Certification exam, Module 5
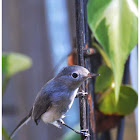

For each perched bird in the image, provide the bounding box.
[10,65,98,139]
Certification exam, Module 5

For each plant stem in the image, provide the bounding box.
[92,42,112,69]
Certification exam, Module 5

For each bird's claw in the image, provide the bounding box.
[76,91,88,98]
[80,129,90,137]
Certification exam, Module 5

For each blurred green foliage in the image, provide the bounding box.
[2,52,32,140]
[2,52,32,78]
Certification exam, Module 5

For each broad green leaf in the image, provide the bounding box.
[95,65,113,93]
[98,85,138,115]
[2,52,32,77]
[87,0,138,102]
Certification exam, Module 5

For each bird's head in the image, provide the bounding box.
[55,65,99,90]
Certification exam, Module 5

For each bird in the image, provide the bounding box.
[10,65,99,139]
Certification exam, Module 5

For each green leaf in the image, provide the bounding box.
[98,85,138,115]
[2,52,32,77]
[95,65,113,93]
[87,0,138,102]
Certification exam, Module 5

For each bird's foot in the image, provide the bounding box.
[79,129,90,137]
[76,91,88,98]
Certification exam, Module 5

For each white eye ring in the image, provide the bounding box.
[71,73,79,78]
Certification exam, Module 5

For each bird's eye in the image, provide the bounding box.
[71,73,78,78]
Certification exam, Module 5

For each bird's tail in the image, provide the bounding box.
[10,110,32,139]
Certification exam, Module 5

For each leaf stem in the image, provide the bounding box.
[92,42,112,69]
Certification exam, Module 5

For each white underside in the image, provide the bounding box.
[68,88,78,109]
[41,108,59,123]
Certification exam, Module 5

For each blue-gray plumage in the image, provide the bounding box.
[10,65,99,139]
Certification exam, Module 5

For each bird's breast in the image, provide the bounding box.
[41,88,78,124]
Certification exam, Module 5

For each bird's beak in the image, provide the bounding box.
[87,73,100,78]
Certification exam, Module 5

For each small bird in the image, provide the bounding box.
[10,65,99,139]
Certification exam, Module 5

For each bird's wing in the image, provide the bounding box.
[32,91,52,125]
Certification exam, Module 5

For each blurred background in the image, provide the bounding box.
[2,0,138,140]
[2,0,79,140]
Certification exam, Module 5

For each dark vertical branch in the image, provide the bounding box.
[75,0,85,67]
[84,0,89,45]
[83,0,96,140]
[75,0,87,140]
[75,0,96,140]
